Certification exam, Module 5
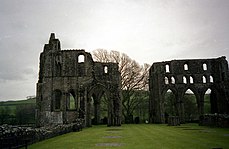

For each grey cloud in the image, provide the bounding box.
[0,0,229,100]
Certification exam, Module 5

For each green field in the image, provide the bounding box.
[0,98,36,114]
[30,124,229,149]
[0,98,36,124]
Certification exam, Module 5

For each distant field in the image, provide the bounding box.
[0,98,35,115]
[30,124,229,149]
[0,98,36,106]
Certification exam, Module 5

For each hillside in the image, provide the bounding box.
[0,98,36,125]
[0,97,36,106]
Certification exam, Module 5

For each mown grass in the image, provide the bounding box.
[29,123,229,149]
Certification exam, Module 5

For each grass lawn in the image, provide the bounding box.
[29,123,229,149]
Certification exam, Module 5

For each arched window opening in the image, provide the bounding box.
[184,89,198,122]
[210,75,214,83]
[165,76,169,84]
[68,92,76,110]
[184,64,188,70]
[202,76,207,83]
[183,76,187,84]
[165,64,170,73]
[190,76,194,84]
[171,76,175,84]
[203,63,207,71]
[78,54,85,63]
[104,66,108,74]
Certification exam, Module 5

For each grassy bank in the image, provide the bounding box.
[0,98,36,124]
[0,98,36,115]
[29,123,229,149]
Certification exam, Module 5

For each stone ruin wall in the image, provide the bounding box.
[36,33,229,127]
[149,56,229,124]
[36,33,122,127]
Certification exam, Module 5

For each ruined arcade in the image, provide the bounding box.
[36,33,122,127]
[149,57,229,124]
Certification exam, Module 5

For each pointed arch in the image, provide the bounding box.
[163,89,177,122]
[162,87,177,98]
[183,88,198,122]
[87,83,111,125]
[204,88,211,114]
[67,89,76,110]
[203,87,219,114]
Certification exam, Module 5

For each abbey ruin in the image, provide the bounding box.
[149,57,229,124]
[36,33,122,127]
[36,33,229,127]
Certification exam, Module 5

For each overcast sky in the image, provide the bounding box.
[0,0,229,101]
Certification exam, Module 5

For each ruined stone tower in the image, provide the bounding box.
[149,57,229,123]
[36,33,122,127]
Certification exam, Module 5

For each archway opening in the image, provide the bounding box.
[183,89,198,122]
[204,88,218,114]
[67,91,76,110]
[132,90,149,124]
[89,90,108,126]
[204,89,211,114]
[99,92,108,125]
[164,89,176,123]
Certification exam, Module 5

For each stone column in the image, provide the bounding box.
[62,92,67,124]
[177,92,185,123]
[86,98,92,127]
[199,94,205,116]
[94,101,101,125]
[107,92,114,126]
[180,101,185,123]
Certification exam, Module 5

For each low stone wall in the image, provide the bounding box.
[199,114,229,128]
[167,116,180,126]
[0,119,84,148]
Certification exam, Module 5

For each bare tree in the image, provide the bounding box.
[93,49,150,123]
